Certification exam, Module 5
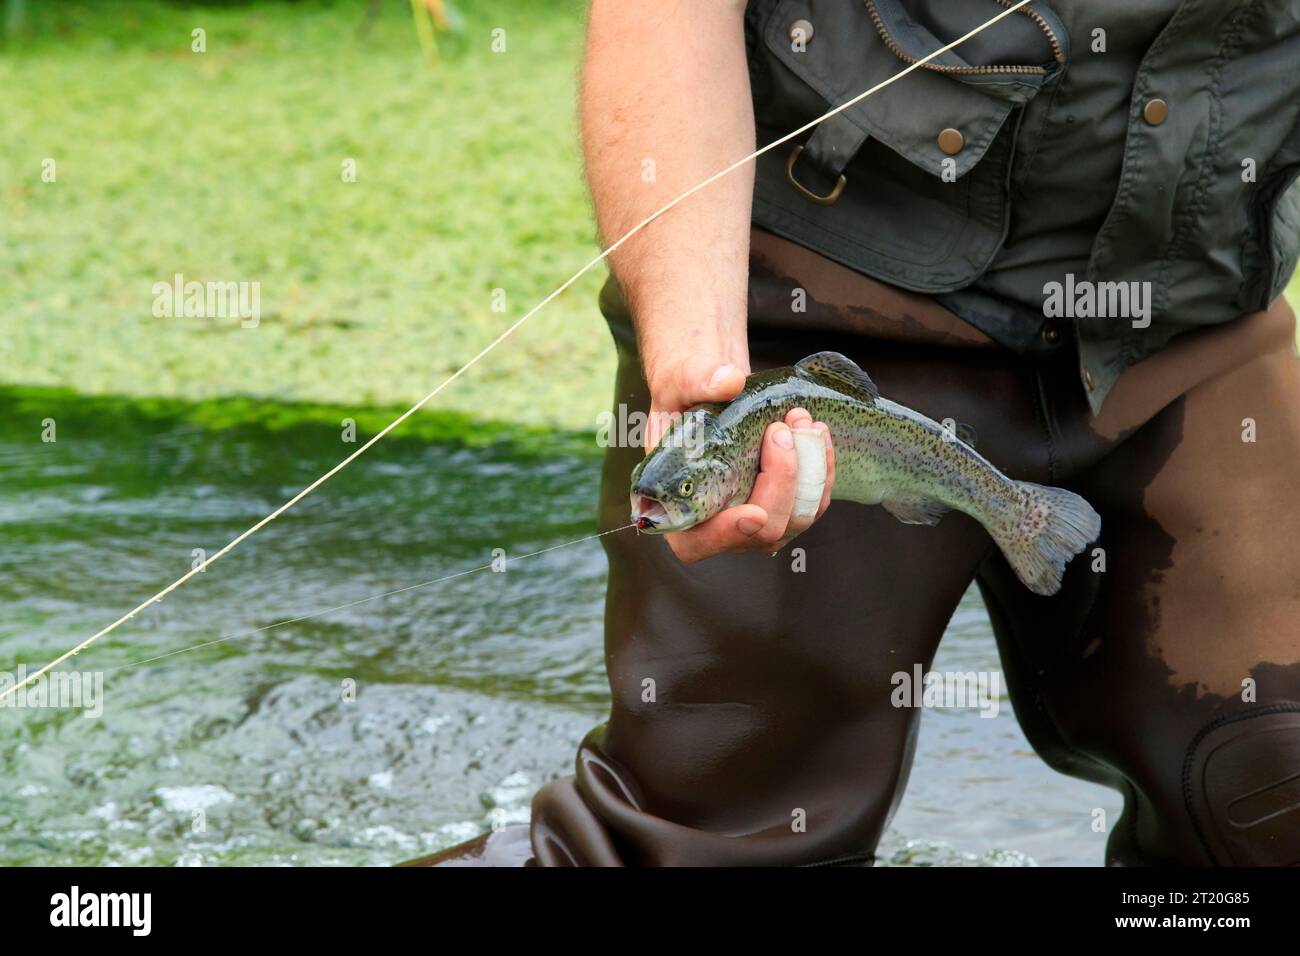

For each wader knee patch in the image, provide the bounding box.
[1184,707,1300,866]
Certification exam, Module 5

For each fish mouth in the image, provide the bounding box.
[632,495,668,531]
[631,495,692,534]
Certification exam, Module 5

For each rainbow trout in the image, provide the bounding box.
[630,352,1100,595]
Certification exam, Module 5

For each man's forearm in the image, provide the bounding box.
[581,1,824,564]
[581,0,755,384]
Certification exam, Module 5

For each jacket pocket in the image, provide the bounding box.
[1237,118,1300,314]
[1264,171,1300,307]
[748,0,1066,292]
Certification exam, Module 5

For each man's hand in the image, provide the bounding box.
[667,408,835,564]
[644,356,836,564]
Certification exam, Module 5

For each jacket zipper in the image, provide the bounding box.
[865,0,1064,77]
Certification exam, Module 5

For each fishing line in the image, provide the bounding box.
[0,0,1035,702]
[105,524,635,674]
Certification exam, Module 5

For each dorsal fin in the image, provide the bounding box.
[795,351,879,404]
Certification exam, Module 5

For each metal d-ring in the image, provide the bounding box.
[785,144,846,205]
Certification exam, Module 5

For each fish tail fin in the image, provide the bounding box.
[993,482,1101,596]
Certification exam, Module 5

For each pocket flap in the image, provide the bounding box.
[764,0,1066,179]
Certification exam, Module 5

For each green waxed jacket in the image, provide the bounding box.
[743,0,1300,411]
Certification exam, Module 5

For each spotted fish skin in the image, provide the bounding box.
[630,352,1100,596]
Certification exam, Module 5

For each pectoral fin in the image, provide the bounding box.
[881,495,950,526]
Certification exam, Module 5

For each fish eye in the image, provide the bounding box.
[678,479,694,497]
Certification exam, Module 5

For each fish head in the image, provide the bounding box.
[629,408,740,534]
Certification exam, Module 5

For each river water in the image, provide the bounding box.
[0,390,1120,866]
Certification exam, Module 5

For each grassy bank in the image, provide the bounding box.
[0,383,599,459]
[1,0,611,432]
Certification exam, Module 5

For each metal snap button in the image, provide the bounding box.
[1083,367,1096,390]
[1143,98,1169,126]
[788,19,813,46]
[1042,325,1061,345]
[937,128,964,155]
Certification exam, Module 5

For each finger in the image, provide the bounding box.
[779,427,827,546]
[790,428,827,515]
[735,422,799,552]
[785,406,813,431]
[814,421,836,520]
[666,504,768,563]
[771,421,836,552]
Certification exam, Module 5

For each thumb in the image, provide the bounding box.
[646,356,748,452]
[673,356,746,406]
